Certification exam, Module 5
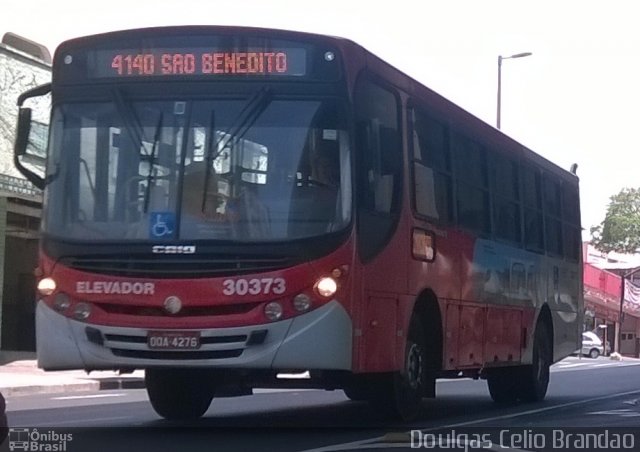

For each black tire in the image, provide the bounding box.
[486,368,520,404]
[343,384,370,402]
[518,320,552,402]
[588,348,600,359]
[369,316,428,420]
[0,391,7,446]
[145,368,216,420]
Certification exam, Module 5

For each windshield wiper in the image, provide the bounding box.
[111,88,144,152]
[216,86,272,153]
[143,113,164,213]
[200,87,272,212]
[201,111,217,213]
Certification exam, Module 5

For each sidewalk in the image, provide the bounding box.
[0,351,145,397]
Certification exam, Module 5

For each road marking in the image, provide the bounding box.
[551,360,640,372]
[51,393,127,400]
[254,389,316,394]
[16,415,135,427]
[587,409,640,418]
[554,363,586,368]
[297,388,640,452]
[297,438,532,452]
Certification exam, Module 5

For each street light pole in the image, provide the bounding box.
[497,55,503,129]
[496,52,532,129]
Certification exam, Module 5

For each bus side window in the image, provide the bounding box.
[360,119,399,213]
[522,165,544,253]
[543,174,563,256]
[452,132,490,234]
[410,108,453,223]
[355,77,401,262]
[489,152,521,244]
[561,182,581,262]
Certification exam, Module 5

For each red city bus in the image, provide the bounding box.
[14,26,583,421]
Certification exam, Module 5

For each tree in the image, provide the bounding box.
[590,187,640,254]
[0,52,50,178]
[0,59,41,146]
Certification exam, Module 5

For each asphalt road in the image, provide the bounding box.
[3,356,640,452]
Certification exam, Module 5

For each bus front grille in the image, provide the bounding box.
[96,302,259,317]
[111,348,244,360]
[60,254,292,278]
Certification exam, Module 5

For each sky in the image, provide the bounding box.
[3,0,640,238]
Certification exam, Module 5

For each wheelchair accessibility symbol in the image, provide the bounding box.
[149,212,175,238]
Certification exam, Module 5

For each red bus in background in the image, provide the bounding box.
[14,26,583,421]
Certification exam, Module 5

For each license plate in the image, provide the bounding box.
[147,331,201,350]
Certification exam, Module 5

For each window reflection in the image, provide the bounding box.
[44,98,351,242]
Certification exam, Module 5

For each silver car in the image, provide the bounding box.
[580,331,605,359]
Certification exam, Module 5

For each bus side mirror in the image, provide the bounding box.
[14,82,51,191]
[14,106,45,190]
[14,107,32,157]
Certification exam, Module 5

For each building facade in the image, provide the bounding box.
[583,242,640,357]
[0,33,50,351]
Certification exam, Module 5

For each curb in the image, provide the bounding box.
[97,377,146,391]
[1,382,99,398]
[1,378,145,397]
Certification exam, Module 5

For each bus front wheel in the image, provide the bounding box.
[371,316,428,420]
[342,380,371,401]
[145,368,216,420]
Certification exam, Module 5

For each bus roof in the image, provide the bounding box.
[55,25,577,185]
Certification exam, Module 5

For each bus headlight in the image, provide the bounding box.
[53,293,71,312]
[315,277,337,298]
[293,293,312,312]
[37,277,56,296]
[264,302,283,321]
[72,303,92,321]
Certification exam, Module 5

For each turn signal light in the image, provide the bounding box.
[73,303,92,321]
[293,293,312,312]
[264,301,283,321]
[53,293,71,312]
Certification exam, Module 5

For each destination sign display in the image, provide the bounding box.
[88,48,306,78]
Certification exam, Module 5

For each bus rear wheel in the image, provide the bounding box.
[486,368,520,403]
[145,368,216,420]
[487,320,552,404]
[518,320,551,402]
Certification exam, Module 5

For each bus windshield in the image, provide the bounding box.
[43,95,351,242]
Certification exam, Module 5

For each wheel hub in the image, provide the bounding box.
[406,343,423,390]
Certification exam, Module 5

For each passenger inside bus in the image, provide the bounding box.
[180,166,228,238]
[181,163,272,239]
[289,136,341,236]
[181,167,223,218]
[309,146,340,189]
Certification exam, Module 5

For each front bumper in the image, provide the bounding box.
[36,300,352,371]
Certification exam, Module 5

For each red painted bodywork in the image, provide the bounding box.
[33,26,568,377]
[39,240,355,331]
